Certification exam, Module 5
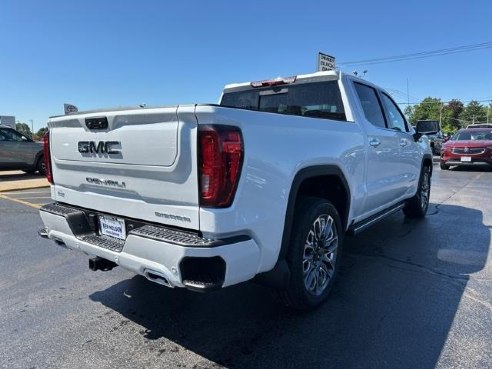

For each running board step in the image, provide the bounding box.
[348,203,405,236]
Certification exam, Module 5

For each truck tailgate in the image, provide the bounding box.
[48,106,200,230]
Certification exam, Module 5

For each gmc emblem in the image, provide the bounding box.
[78,141,121,155]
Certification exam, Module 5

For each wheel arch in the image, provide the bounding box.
[278,165,351,261]
[34,150,44,166]
[422,153,433,175]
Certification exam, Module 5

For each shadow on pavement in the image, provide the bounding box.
[90,203,489,369]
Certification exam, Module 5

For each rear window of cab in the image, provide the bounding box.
[220,81,346,121]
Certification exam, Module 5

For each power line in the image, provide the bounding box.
[338,42,492,67]
[385,88,420,102]
[386,86,492,106]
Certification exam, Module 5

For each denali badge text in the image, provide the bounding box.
[155,212,191,223]
[86,177,126,188]
[78,141,121,154]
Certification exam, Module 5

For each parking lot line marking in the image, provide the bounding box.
[2,190,50,195]
[0,194,42,209]
[14,196,52,200]
[27,197,50,200]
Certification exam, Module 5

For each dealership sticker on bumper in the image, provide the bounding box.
[99,215,126,240]
[460,156,472,162]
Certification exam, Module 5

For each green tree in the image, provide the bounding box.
[406,97,442,125]
[15,122,32,138]
[441,99,464,131]
[34,127,48,140]
[485,103,492,123]
[459,100,487,125]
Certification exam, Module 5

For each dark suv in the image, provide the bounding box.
[416,120,443,155]
[0,126,45,174]
[427,132,445,155]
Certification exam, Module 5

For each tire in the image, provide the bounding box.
[440,161,449,170]
[36,156,46,175]
[403,165,431,218]
[284,197,343,310]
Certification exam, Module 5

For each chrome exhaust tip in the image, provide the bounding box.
[144,269,173,288]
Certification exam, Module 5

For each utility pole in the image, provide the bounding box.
[29,119,33,137]
[406,78,410,108]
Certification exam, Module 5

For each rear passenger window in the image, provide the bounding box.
[380,93,408,132]
[354,83,386,128]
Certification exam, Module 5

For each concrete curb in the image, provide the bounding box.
[0,171,49,192]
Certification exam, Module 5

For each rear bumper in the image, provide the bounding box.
[39,203,260,290]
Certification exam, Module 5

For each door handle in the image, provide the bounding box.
[369,138,381,147]
[400,138,409,147]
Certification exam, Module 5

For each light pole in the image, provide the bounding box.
[29,119,33,137]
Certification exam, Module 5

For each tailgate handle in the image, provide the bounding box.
[85,117,108,130]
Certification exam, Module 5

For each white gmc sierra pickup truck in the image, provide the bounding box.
[39,71,438,309]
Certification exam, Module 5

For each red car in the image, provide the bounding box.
[440,128,492,170]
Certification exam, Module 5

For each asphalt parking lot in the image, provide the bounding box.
[0,166,491,369]
[0,188,51,209]
[0,170,50,209]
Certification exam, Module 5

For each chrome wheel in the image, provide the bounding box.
[285,199,343,309]
[302,214,338,296]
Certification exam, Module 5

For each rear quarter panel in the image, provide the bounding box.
[195,105,366,273]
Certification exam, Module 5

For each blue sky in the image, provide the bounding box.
[1,0,491,132]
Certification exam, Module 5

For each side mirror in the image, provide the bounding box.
[413,120,439,141]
